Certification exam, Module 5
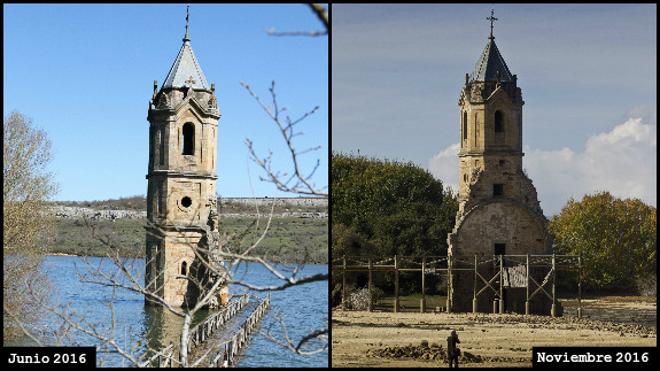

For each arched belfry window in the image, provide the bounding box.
[181,261,188,275]
[182,123,195,155]
[494,111,504,133]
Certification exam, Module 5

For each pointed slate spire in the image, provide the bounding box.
[470,10,512,82]
[161,6,210,90]
[470,38,513,82]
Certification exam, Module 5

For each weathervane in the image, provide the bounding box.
[486,9,498,39]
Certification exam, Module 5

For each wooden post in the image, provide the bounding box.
[421,256,426,313]
[551,254,557,317]
[499,254,504,314]
[525,254,530,315]
[446,254,452,313]
[368,258,373,312]
[472,254,477,314]
[577,253,582,318]
[394,255,399,313]
[342,255,347,310]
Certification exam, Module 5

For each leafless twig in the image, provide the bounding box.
[259,312,328,356]
[242,81,326,197]
[267,4,328,37]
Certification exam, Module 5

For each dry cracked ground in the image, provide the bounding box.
[331,297,656,368]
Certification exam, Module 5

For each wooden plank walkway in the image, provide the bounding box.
[188,299,258,366]
[141,294,270,368]
[200,295,271,368]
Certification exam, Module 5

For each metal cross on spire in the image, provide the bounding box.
[487,9,498,39]
[183,5,190,42]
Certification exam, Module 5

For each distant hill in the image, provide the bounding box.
[46,196,328,263]
[50,196,327,220]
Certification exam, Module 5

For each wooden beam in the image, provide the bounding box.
[342,255,347,310]
[551,253,557,317]
[499,254,504,314]
[473,254,478,314]
[394,254,399,313]
[577,252,582,318]
[525,254,530,315]
[421,256,426,313]
[446,254,452,313]
[368,258,373,312]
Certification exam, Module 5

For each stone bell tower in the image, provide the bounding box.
[446,11,554,314]
[145,7,227,307]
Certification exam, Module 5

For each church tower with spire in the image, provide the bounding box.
[446,10,554,314]
[145,7,226,307]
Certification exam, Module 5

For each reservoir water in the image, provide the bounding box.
[18,255,328,367]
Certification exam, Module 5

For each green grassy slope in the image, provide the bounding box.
[48,216,327,263]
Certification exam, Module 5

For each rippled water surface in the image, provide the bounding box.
[26,256,328,367]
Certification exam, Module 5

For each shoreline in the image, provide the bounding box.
[43,253,329,265]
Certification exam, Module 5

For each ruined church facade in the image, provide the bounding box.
[446,24,555,314]
[144,16,227,308]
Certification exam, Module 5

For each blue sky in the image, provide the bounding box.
[4,4,328,201]
[332,4,656,216]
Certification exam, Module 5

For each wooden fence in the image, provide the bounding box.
[186,294,250,354]
[140,293,253,367]
[332,254,583,318]
[208,294,271,367]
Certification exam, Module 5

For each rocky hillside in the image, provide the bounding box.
[52,206,146,220]
[50,196,328,220]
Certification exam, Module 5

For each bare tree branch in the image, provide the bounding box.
[241,81,327,197]
[259,312,328,356]
[267,4,328,37]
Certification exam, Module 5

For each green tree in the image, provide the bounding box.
[3,111,58,342]
[549,192,656,292]
[331,153,457,258]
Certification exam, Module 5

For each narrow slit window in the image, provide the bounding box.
[493,183,503,197]
[159,128,165,165]
[182,123,195,155]
[495,111,504,133]
[181,261,188,275]
[463,111,468,141]
[155,186,161,217]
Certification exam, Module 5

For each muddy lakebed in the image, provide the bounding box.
[332,297,656,367]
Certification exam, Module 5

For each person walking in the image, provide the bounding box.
[447,330,461,368]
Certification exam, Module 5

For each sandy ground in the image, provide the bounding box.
[331,297,656,368]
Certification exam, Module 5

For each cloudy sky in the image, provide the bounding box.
[332,4,656,216]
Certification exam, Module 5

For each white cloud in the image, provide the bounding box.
[428,117,657,216]
[428,143,460,193]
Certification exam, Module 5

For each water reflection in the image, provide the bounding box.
[142,305,184,355]
[12,256,328,367]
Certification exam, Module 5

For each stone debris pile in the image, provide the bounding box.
[366,341,486,363]
[366,340,533,364]
[367,342,450,361]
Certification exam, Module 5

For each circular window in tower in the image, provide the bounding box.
[181,196,192,208]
